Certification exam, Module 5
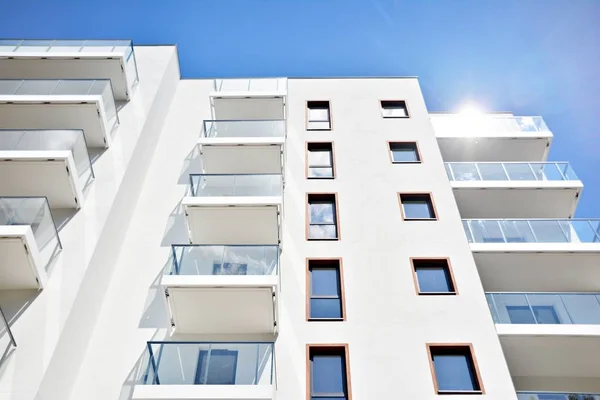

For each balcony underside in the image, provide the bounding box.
[199,140,284,175]
[453,185,581,218]
[164,275,277,334]
[183,198,280,245]
[132,384,274,400]
[0,100,111,147]
[212,97,285,121]
[0,56,130,100]
[473,250,600,291]
[0,152,82,208]
[437,136,551,162]
[0,226,46,289]
[499,328,600,386]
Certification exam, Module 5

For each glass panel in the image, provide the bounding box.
[433,353,478,391]
[308,149,332,167]
[558,163,579,180]
[205,120,285,138]
[0,39,21,51]
[310,202,335,224]
[478,163,508,180]
[309,225,337,239]
[490,294,532,324]
[191,175,282,197]
[308,108,329,122]
[309,168,334,178]
[570,220,600,243]
[312,355,345,395]
[17,80,57,95]
[449,163,480,181]
[529,220,568,242]
[561,295,600,324]
[391,146,419,162]
[382,106,408,118]
[402,200,434,219]
[462,220,474,242]
[504,163,536,180]
[311,268,340,296]
[172,245,278,276]
[196,350,238,384]
[531,163,563,181]
[0,80,23,94]
[310,299,342,319]
[499,220,535,243]
[53,80,94,95]
[415,267,453,293]
[469,220,504,243]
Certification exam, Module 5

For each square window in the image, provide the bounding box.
[308,194,339,240]
[307,142,335,178]
[428,345,483,394]
[308,259,344,320]
[413,259,456,295]
[307,101,331,130]
[389,142,421,163]
[381,100,409,118]
[309,346,350,400]
[400,194,437,220]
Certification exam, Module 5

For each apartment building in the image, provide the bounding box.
[0,40,598,400]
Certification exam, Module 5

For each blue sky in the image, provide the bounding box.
[2,0,599,216]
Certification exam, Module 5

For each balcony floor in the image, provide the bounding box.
[132,384,274,400]
[199,140,284,175]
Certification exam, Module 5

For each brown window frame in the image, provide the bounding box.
[306,193,341,241]
[387,141,422,164]
[380,100,410,118]
[398,193,438,221]
[306,100,332,131]
[426,343,485,395]
[306,142,336,179]
[410,258,458,295]
[306,344,352,400]
[306,258,346,321]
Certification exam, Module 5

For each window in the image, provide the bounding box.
[307,194,339,240]
[308,259,344,320]
[399,194,437,220]
[506,305,560,324]
[307,101,331,130]
[427,345,483,395]
[389,142,421,163]
[308,346,351,400]
[195,349,238,384]
[307,142,335,178]
[412,259,456,295]
[381,100,409,118]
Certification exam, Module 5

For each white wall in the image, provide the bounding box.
[0,46,179,400]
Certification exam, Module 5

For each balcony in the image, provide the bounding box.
[134,342,274,400]
[446,162,582,218]
[0,79,119,148]
[163,245,279,334]
[199,120,285,174]
[517,393,600,400]
[0,197,61,289]
[0,39,138,100]
[210,79,286,120]
[487,293,600,393]
[431,114,552,162]
[464,219,600,292]
[0,130,93,208]
[183,174,282,245]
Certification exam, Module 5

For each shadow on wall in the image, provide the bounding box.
[138,259,171,329]
[118,332,164,400]
[178,144,203,185]
[161,199,191,247]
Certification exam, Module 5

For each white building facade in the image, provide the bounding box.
[0,42,598,400]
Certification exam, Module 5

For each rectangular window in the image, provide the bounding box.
[399,193,437,220]
[389,142,421,163]
[308,346,351,400]
[307,101,332,130]
[195,349,238,384]
[427,345,483,395]
[307,142,335,178]
[412,259,456,295]
[381,100,409,118]
[308,259,344,320]
[307,194,339,240]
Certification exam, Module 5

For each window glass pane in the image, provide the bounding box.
[478,163,508,180]
[310,202,335,224]
[309,167,334,178]
[311,268,340,296]
[403,200,434,219]
[449,163,480,181]
[506,306,537,324]
[391,146,418,162]
[308,149,332,167]
[311,299,342,319]
[312,355,345,394]
[529,220,568,242]
[309,225,337,239]
[308,108,330,122]
[504,163,536,180]
[433,353,478,391]
[416,267,453,293]
[533,306,560,324]
[381,101,408,117]
[195,350,238,385]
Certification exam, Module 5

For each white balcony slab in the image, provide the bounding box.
[0,96,114,147]
[132,384,274,400]
[0,151,83,208]
[452,181,582,218]
[437,136,552,162]
[498,326,600,381]
[199,138,284,175]
[183,197,281,245]
[211,97,285,121]
[0,225,47,289]
[163,275,278,334]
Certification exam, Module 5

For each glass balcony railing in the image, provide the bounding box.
[463,219,600,244]
[487,293,600,325]
[517,392,600,400]
[0,39,138,86]
[0,197,61,269]
[202,120,285,139]
[141,342,274,386]
[213,78,287,92]
[0,79,119,131]
[189,174,282,197]
[169,245,279,276]
[430,115,549,135]
[446,162,578,182]
[0,129,94,188]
